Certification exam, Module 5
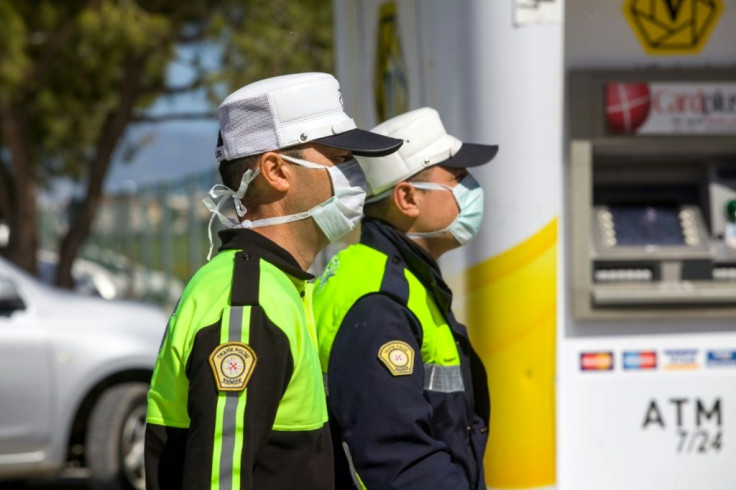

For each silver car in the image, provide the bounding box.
[0,256,167,489]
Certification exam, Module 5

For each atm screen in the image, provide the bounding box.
[609,205,684,246]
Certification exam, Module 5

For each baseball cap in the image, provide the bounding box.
[357,107,499,197]
[215,72,403,161]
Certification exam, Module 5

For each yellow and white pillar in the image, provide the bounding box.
[334,1,563,487]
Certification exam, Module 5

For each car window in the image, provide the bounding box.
[0,275,26,317]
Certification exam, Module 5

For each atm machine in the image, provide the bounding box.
[569,68,736,316]
[561,69,736,490]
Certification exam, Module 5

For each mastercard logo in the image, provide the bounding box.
[580,352,614,371]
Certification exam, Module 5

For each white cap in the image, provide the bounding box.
[357,107,499,197]
[215,72,402,161]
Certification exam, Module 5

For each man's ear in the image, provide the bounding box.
[393,182,421,218]
[258,152,291,193]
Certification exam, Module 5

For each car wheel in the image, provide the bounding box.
[86,382,148,490]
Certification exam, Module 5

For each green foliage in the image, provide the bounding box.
[212,0,334,104]
[0,1,30,98]
[0,0,334,182]
[0,1,170,180]
[0,0,334,279]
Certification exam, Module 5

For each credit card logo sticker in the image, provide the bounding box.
[623,351,657,370]
[663,349,699,370]
[580,352,614,371]
[707,350,736,367]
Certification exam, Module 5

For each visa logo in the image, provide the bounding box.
[623,351,657,370]
[707,350,736,367]
[580,352,614,371]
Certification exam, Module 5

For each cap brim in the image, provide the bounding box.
[314,128,403,157]
[439,143,499,168]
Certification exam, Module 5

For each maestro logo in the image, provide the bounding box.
[623,351,657,370]
[623,0,723,55]
[606,83,652,134]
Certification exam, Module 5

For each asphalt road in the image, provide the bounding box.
[8,475,90,490]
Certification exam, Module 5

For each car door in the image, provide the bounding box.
[0,273,53,464]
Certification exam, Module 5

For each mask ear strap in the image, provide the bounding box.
[405,182,457,240]
[410,181,453,192]
[201,168,260,261]
[280,154,327,170]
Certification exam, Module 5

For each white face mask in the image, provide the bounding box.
[406,173,484,246]
[203,154,367,260]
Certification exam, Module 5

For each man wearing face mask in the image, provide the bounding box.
[144,72,402,490]
[313,107,497,490]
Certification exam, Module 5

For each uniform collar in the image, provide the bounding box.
[218,228,314,281]
[361,218,454,314]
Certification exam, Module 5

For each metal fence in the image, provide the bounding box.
[39,168,222,308]
[37,167,349,309]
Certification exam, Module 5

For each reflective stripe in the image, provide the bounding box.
[342,442,366,490]
[423,363,465,393]
[219,393,239,490]
[213,306,248,490]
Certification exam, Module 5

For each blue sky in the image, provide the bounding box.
[105,45,222,192]
[105,119,218,192]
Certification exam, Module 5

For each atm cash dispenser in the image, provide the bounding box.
[561,69,736,490]
[569,69,736,319]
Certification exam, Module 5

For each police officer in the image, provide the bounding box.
[314,107,498,489]
[144,73,402,490]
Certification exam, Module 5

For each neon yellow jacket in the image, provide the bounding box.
[145,229,332,490]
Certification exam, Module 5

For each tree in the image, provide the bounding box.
[0,0,333,286]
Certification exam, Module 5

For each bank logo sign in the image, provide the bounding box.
[623,0,722,55]
[605,82,736,135]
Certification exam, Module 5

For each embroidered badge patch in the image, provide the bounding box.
[209,342,257,391]
[378,341,414,376]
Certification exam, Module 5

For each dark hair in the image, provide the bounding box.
[217,147,303,205]
[218,154,260,192]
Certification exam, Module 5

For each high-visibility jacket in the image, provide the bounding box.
[145,229,333,490]
[314,218,490,490]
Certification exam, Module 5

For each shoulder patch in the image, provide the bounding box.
[378,340,415,376]
[209,342,257,391]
